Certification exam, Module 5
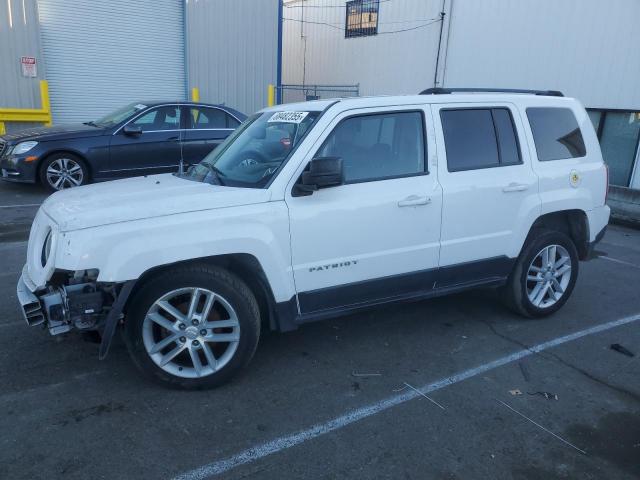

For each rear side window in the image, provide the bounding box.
[526,107,586,161]
[440,108,521,171]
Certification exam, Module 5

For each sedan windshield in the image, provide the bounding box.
[184,110,321,188]
[93,103,149,127]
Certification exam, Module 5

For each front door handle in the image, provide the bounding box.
[167,136,179,142]
[398,195,431,207]
[502,183,529,193]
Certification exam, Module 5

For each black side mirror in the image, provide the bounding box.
[123,124,143,136]
[293,157,344,197]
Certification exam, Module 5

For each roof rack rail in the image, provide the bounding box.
[419,87,564,97]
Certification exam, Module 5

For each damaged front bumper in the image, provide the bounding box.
[17,266,117,337]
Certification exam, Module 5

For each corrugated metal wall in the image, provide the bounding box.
[443,0,640,110]
[186,0,280,115]
[282,0,443,96]
[283,0,640,110]
[38,0,186,124]
[0,0,44,110]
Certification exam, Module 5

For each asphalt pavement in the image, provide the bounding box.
[0,181,48,242]
[0,182,639,480]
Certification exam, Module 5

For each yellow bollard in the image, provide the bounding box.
[40,80,52,126]
[191,87,200,102]
[267,84,275,107]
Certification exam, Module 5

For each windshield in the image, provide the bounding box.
[184,110,321,188]
[93,103,149,127]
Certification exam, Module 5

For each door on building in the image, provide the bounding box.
[108,106,183,177]
[182,106,242,167]
[38,0,186,124]
[432,103,540,285]
[285,107,442,314]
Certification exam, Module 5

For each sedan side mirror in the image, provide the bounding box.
[123,124,143,136]
[293,157,344,197]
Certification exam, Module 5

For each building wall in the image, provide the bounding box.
[0,0,45,110]
[186,0,281,115]
[282,0,443,96]
[283,0,640,110]
[443,0,640,111]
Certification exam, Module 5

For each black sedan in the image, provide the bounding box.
[0,101,246,191]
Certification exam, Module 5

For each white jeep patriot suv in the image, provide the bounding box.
[17,88,610,389]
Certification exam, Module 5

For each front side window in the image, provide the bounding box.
[345,0,379,38]
[131,106,181,132]
[185,110,321,188]
[317,111,425,183]
[527,107,586,161]
[441,108,521,171]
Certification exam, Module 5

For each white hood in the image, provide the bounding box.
[41,174,271,232]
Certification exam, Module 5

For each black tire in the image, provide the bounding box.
[39,153,89,191]
[124,264,260,389]
[504,229,579,318]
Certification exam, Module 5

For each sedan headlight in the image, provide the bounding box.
[13,141,38,155]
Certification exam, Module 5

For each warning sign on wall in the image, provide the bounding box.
[21,56,37,77]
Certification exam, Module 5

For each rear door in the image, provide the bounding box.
[432,103,540,286]
[182,106,241,167]
[285,106,443,314]
[109,105,182,177]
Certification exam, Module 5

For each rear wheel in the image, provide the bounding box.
[504,229,579,318]
[124,264,260,389]
[39,153,88,191]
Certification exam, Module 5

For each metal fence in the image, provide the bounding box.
[276,84,360,104]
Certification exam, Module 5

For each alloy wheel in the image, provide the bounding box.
[142,287,241,379]
[46,158,84,190]
[526,244,572,308]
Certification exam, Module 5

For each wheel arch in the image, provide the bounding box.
[124,253,279,331]
[524,209,589,259]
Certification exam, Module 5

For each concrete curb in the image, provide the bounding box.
[608,186,640,228]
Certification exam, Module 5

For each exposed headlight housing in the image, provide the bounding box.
[13,141,38,155]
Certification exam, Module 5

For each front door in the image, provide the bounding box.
[285,107,442,315]
[432,103,541,286]
[109,105,183,177]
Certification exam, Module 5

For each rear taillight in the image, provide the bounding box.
[604,163,609,203]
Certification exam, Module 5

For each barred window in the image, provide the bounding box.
[345,0,379,38]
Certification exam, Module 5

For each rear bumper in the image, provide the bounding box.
[585,223,607,260]
[582,204,609,260]
[587,205,610,242]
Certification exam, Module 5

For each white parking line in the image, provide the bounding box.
[599,255,640,269]
[171,313,640,480]
[0,203,41,209]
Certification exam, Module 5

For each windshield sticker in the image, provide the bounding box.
[268,111,309,124]
[134,104,147,110]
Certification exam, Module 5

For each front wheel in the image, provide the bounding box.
[124,264,260,389]
[504,229,579,318]
[39,153,89,191]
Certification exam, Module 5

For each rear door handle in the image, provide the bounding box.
[398,195,431,207]
[502,183,529,193]
[167,136,179,142]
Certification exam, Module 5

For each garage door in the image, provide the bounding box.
[38,0,186,124]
